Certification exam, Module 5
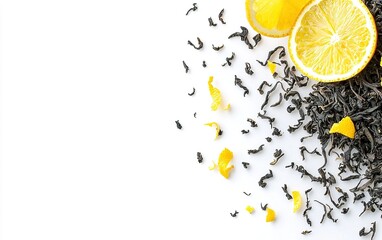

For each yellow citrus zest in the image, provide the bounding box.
[208,161,217,170]
[289,0,377,82]
[268,61,277,75]
[246,205,255,214]
[329,116,355,139]
[217,148,234,179]
[292,191,302,213]
[205,122,220,140]
[208,76,222,111]
[265,207,276,222]
[245,0,310,37]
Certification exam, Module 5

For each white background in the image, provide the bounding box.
[1,0,381,239]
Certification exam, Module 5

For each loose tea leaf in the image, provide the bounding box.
[188,37,203,50]
[175,120,182,130]
[222,52,235,66]
[245,62,254,75]
[248,144,264,155]
[188,87,195,96]
[230,210,239,217]
[359,221,376,240]
[234,75,249,97]
[252,33,262,47]
[212,44,224,51]
[218,8,226,24]
[259,170,273,188]
[186,3,198,15]
[182,60,189,73]
[228,26,253,49]
[242,162,250,169]
[197,152,203,163]
[256,46,286,66]
[282,184,292,200]
[208,17,217,26]
[247,118,258,127]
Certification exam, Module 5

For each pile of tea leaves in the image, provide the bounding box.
[304,0,382,217]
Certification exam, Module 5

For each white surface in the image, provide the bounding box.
[0,0,380,239]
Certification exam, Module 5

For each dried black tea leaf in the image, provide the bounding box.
[258,170,273,188]
[228,26,253,49]
[186,3,198,15]
[248,144,264,154]
[234,75,249,97]
[252,33,261,47]
[208,17,217,26]
[212,44,224,51]
[188,87,195,96]
[197,152,203,163]
[222,52,235,66]
[245,62,254,75]
[175,120,182,130]
[182,61,189,73]
[188,37,203,50]
[218,9,226,24]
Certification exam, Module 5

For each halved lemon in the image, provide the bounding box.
[245,0,311,38]
[289,0,377,82]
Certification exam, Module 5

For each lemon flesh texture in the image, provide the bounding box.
[289,0,377,82]
[246,0,310,37]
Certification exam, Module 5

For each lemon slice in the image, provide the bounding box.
[245,0,310,38]
[289,0,377,82]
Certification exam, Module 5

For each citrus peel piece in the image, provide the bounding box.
[208,76,222,111]
[246,205,255,214]
[208,76,230,111]
[208,161,217,170]
[268,61,277,75]
[329,116,355,139]
[292,191,302,213]
[205,122,220,140]
[217,148,234,179]
[265,207,276,222]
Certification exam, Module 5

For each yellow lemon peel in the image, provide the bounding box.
[380,57,382,67]
[246,205,255,214]
[217,148,234,179]
[208,76,230,111]
[329,116,355,139]
[205,122,220,140]
[208,76,222,111]
[208,161,217,170]
[292,191,302,213]
[265,207,276,222]
[268,61,276,75]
